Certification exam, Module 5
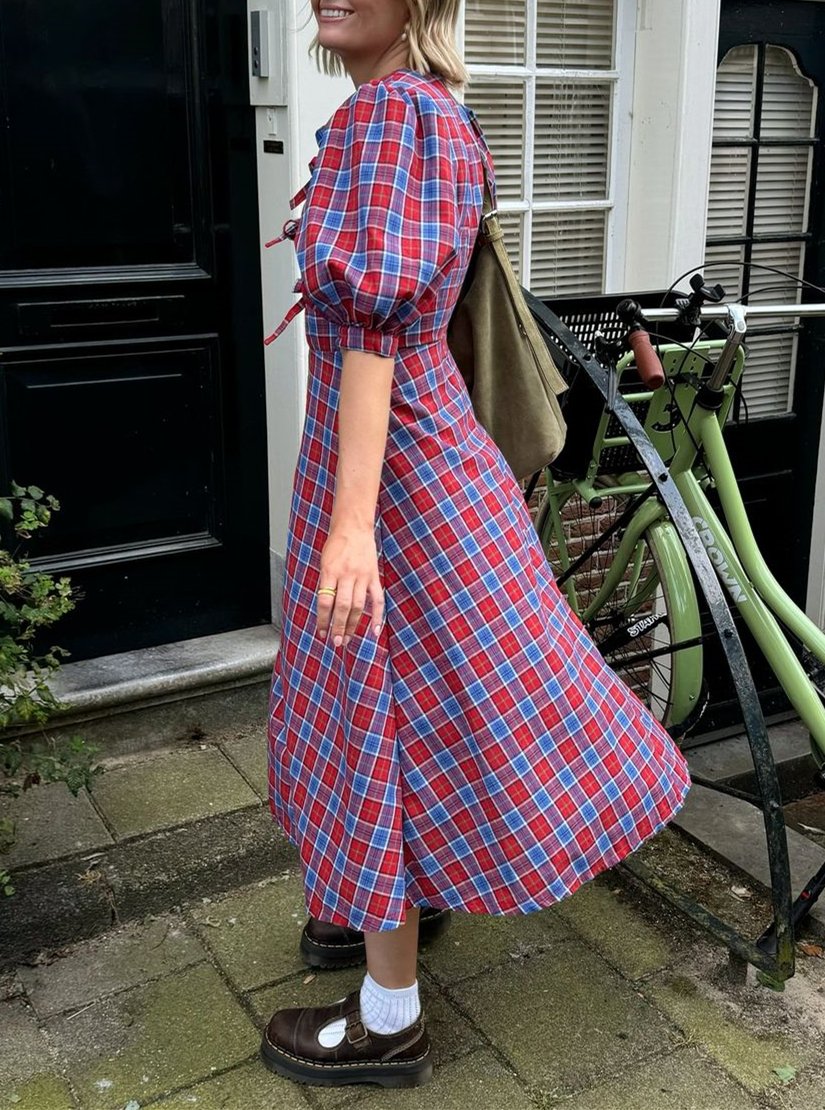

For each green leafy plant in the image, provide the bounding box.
[1,483,101,894]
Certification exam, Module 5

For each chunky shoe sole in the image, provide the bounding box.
[300,908,452,970]
[260,1029,434,1088]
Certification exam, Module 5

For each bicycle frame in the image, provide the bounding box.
[670,403,825,766]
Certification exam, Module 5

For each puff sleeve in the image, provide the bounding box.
[298,81,460,358]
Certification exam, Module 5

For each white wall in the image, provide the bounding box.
[622,0,721,290]
[248,0,350,628]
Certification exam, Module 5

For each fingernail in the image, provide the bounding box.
[333,635,342,647]
[318,630,326,639]
[343,636,351,647]
[373,625,381,637]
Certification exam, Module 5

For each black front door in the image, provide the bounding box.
[696,0,825,730]
[0,0,270,661]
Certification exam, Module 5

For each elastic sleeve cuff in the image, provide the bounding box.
[338,325,398,358]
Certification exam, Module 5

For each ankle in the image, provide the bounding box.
[360,972,421,1034]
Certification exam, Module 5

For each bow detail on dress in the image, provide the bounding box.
[263,165,316,346]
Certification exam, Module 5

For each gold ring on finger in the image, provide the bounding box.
[317,587,337,596]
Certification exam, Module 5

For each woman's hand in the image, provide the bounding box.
[317,523,385,647]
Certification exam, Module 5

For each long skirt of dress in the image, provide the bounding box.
[267,335,691,933]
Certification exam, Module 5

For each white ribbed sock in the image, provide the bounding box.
[359,972,421,1035]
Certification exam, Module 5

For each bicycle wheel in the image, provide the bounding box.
[534,476,705,737]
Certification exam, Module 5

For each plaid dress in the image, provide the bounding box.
[265,69,691,932]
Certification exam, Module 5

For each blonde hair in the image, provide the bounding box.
[310,0,469,89]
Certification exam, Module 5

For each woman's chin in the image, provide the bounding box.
[316,27,354,53]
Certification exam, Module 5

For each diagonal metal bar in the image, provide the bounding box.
[524,290,795,982]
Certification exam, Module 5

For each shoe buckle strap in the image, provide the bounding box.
[344,1012,369,1045]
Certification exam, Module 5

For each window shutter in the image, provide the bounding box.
[705,45,816,420]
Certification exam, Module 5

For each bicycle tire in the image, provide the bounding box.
[534,477,706,737]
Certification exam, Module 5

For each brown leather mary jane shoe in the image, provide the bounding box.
[260,988,433,1088]
[300,907,451,970]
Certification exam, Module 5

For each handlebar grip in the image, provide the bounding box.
[627,329,665,390]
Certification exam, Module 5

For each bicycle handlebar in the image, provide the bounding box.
[639,303,825,323]
[615,298,666,389]
[627,328,666,389]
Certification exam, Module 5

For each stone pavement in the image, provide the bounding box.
[4,855,825,1110]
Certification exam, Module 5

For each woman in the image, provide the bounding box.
[261,0,691,1090]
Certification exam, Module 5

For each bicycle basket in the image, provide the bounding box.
[528,289,701,479]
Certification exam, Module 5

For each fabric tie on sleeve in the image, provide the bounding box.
[262,173,314,346]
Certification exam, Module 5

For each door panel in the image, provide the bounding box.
[0,0,270,660]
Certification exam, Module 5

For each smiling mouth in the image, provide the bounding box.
[319,7,354,18]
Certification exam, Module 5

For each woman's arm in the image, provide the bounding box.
[317,348,392,646]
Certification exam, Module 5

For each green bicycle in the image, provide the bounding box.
[533,286,825,766]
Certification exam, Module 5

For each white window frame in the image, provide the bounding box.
[460,0,636,295]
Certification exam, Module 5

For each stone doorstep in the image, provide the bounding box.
[49,625,280,715]
[8,624,280,759]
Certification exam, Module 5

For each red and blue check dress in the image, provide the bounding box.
[265,68,691,933]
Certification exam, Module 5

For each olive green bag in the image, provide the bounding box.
[447,148,568,483]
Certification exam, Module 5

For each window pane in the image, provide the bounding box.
[707,147,751,240]
[534,82,610,200]
[754,146,813,236]
[713,46,757,140]
[464,0,525,65]
[530,210,606,296]
[743,243,804,418]
[762,46,816,140]
[465,82,526,201]
[535,0,614,69]
[703,242,746,304]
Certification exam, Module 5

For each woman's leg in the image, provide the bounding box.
[363,907,420,986]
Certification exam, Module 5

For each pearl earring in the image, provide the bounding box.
[401,24,409,40]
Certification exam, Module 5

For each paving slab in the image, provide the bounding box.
[0,1075,76,1110]
[450,937,683,1099]
[556,1046,758,1109]
[90,748,260,839]
[0,998,76,1109]
[642,969,814,1095]
[191,873,308,990]
[673,783,825,928]
[220,728,269,799]
[552,874,675,980]
[18,913,206,1018]
[419,905,569,986]
[0,856,113,967]
[763,1064,825,1109]
[151,1061,309,1109]
[0,782,113,870]
[357,1048,536,1110]
[103,808,296,924]
[46,962,259,1109]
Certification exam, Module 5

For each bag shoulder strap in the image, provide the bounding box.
[463,108,496,217]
